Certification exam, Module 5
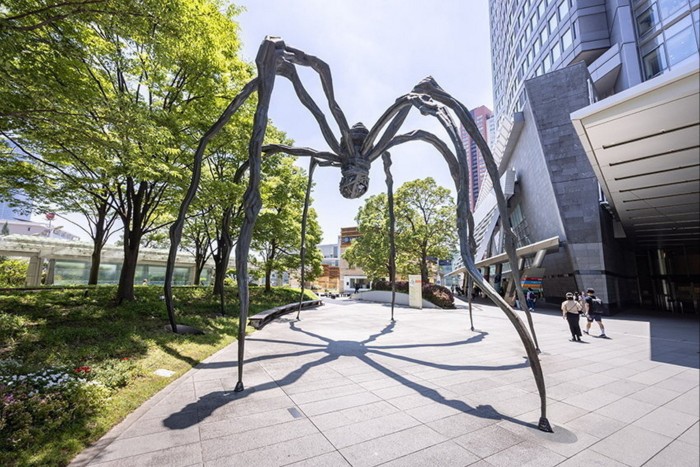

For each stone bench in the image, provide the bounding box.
[248,299,324,329]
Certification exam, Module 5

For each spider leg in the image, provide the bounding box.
[413,77,538,349]
[276,61,342,154]
[296,157,318,320]
[233,37,287,392]
[381,152,397,322]
[281,46,355,157]
[164,77,259,333]
[406,80,550,432]
[262,143,341,165]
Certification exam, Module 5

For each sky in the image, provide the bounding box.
[47,0,494,245]
[233,0,494,244]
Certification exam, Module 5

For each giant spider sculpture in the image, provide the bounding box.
[163,37,552,432]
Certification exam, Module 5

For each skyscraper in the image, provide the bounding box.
[456,0,699,314]
[459,105,493,211]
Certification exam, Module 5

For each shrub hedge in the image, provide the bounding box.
[372,280,455,308]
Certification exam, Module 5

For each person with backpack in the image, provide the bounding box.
[526,289,536,311]
[583,288,606,337]
[561,292,583,341]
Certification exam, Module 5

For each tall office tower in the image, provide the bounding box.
[461,0,699,314]
[459,106,493,211]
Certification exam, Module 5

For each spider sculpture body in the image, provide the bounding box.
[164,36,552,432]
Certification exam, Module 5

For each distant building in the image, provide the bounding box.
[338,226,368,293]
[459,105,493,211]
[454,0,700,314]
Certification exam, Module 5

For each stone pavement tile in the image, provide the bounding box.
[282,375,352,395]
[598,365,641,379]
[426,408,500,438]
[497,419,600,458]
[632,406,698,438]
[655,373,699,393]
[677,422,699,446]
[519,401,588,426]
[545,382,586,402]
[309,400,399,431]
[289,382,365,405]
[120,411,201,439]
[467,461,496,467]
[487,392,543,418]
[379,440,480,467]
[371,382,421,399]
[560,388,623,411]
[453,424,524,458]
[323,412,420,449]
[286,451,351,467]
[663,388,700,416]
[483,440,565,467]
[384,391,440,411]
[442,377,504,396]
[564,412,626,439]
[339,425,447,467]
[597,379,648,397]
[297,391,381,417]
[405,400,465,423]
[200,393,294,423]
[628,365,685,385]
[556,449,628,466]
[594,397,657,423]
[546,368,592,386]
[643,440,698,467]
[203,433,335,467]
[590,424,673,466]
[199,407,299,441]
[627,384,679,405]
[90,443,202,467]
[356,376,404,391]
[86,426,200,464]
[575,372,619,390]
[200,418,318,462]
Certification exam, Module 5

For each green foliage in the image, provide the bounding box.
[372,280,455,308]
[344,178,457,283]
[0,285,311,465]
[0,0,259,301]
[0,258,27,287]
[252,157,323,289]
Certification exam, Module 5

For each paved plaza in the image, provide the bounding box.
[71,298,699,466]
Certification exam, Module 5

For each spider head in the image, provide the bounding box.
[339,123,371,199]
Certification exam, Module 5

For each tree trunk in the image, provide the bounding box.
[193,250,205,285]
[212,208,233,295]
[87,204,110,285]
[420,248,429,284]
[264,264,272,292]
[116,236,141,303]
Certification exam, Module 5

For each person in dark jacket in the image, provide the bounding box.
[583,288,606,337]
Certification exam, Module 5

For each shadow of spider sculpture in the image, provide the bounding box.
[164,319,542,433]
[163,36,552,432]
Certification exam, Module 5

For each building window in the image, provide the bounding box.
[544,52,553,72]
[665,21,696,65]
[642,45,667,78]
[562,27,574,50]
[637,5,658,37]
[551,41,561,62]
[538,0,546,19]
[657,0,686,19]
[549,14,558,33]
[558,0,570,20]
[540,24,549,44]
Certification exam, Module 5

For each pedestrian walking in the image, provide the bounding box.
[583,288,606,337]
[561,292,583,341]
[526,289,536,311]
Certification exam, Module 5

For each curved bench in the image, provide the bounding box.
[248,299,324,329]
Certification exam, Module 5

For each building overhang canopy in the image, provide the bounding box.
[571,60,700,249]
[445,236,560,277]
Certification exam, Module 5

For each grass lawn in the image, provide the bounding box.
[0,285,315,467]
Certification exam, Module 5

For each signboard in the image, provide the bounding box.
[521,277,543,290]
[408,275,422,309]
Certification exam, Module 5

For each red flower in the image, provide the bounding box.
[74,366,91,374]
[120,357,129,361]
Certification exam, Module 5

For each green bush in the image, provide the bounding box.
[0,258,28,287]
[372,280,455,308]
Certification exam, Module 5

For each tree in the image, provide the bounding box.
[342,193,392,281]
[251,157,323,292]
[0,0,254,301]
[344,177,457,284]
[396,178,457,283]
[0,257,27,287]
